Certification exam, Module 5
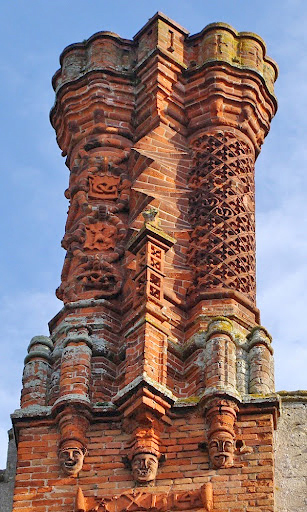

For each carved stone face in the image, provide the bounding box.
[208,432,235,469]
[59,446,85,476]
[131,453,159,483]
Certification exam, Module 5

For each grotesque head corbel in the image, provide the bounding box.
[57,406,90,477]
[59,440,87,477]
[131,452,159,484]
[206,399,239,470]
[123,410,163,485]
[208,430,235,469]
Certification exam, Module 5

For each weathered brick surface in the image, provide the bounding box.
[12,408,277,511]
[11,12,282,512]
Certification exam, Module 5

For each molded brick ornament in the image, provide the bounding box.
[88,175,121,200]
[188,130,256,304]
[62,206,126,257]
[59,441,87,477]
[124,411,163,484]
[57,150,129,304]
[57,207,125,302]
[128,209,176,310]
[65,155,130,231]
[57,405,90,476]
[131,453,159,485]
[75,483,214,512]
[206,398,239,469]
[208,431,235,469]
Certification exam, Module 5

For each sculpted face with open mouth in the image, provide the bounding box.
[131,453,159,483]
[59,445,86,476]
[208,432,235,469]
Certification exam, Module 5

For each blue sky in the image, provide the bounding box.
[0,0,306,467]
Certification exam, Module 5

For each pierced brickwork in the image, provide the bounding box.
[10,12,280,512]
[188,130,256,303]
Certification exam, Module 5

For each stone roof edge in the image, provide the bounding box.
[277,390,307,402]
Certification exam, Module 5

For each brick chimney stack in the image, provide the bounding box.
[12,13,279,512]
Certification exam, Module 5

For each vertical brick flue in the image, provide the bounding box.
[12,12,280,512]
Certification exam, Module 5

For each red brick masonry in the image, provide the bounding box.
[12,12,279,512]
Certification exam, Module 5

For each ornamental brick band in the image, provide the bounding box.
[75,484,213,512]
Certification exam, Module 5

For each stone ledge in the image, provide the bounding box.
[277,390,307,402]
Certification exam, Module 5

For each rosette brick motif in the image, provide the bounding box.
[187,130,256,303]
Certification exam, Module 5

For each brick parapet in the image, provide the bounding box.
[52,13,277,100]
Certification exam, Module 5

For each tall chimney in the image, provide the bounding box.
[12,13,279,512]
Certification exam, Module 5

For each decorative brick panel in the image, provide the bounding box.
[187,130,256,304]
